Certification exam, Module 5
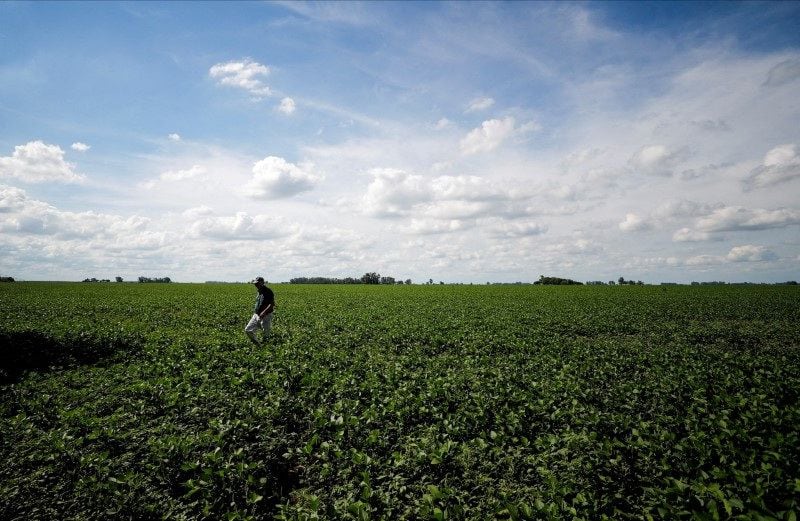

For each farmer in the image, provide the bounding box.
[245,276,275,346]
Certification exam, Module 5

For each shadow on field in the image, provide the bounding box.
[0,329,143,385]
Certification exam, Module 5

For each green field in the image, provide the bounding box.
[1,283,799,520]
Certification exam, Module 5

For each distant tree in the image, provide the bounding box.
[535,275,583,286]
[428,278,434,285]
[138,276,172,283]
[380,276,395,285]
[618,276,625,285]
[361,272,381,284]
[405,279,412,285]
[115,276,123,283]
[0,276,15,282]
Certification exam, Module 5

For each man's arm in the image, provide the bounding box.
[258,302,274,318]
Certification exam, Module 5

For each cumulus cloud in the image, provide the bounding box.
[685,254,721,266]
[362,169,429,217]
[672,228,713,242]
[696,206,800,232]
[142,165,206,189]
[460,117,518,154]
[0,185,28,213]
[465,97,495,112]
[407,218,467,235]
[655,199,724,220]
[489,220,548,238]
[168,133,181,142]
[209,59,271,97]
[71,142,91,152]
[434,118,452,130]
[745,144,800,189]
[0,185,153,240]
[726,245,778,262]
[188,211,290,241]
[618,212,651,232]
[278,97,296,114]
[361,170,521,220]
[628,145,685,176]
[244,156,320,199]
[181,205,214,219]
[0,141,85,183]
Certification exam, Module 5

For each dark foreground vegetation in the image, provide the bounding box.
[1,283,798,520]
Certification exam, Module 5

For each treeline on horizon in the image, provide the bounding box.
[290,273,412,285]
[1,275,797,285]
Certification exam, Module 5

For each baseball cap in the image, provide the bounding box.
[251,276,264,284]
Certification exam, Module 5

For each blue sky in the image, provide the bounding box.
[1,1,799,283]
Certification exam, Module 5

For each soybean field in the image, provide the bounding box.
[1,282,799,520]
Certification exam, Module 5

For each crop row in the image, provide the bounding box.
[1,283,798,520]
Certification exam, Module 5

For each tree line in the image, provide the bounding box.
[290,273,412,285]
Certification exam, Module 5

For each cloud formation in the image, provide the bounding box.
[278,97,296,114]
[71,142,90,152]
[460,117,517,155]
[188,211,290,240]
[244,156,320,199]
[209,59,271,97]
[745,144,800,189]
[618,213,651,232]
[0,141,85,184]
[726,245,777,262]
[465,97,495,113]
[696,206,800,232]
[141,165,206,189]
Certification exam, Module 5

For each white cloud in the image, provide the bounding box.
[244,156,320,199]
[278,97,296,114]
[362,169,429,217]
[489,220,548,238]
[618,212,651,232]
[0,185,153,240]
[434,118,452,130]
[672,227,713,242]
[361,170,523,220]
[0,141,85,183]
[71,142,90,152]
[168,133,181,142]
[726,245,778,262]
[628,145,685,176]
[696,206,800,232]
[188,211,290,240]
[141,165,206,189]
[0,185,29,213]
[209,59,271,97]
[655,199,724,220]
[685,254,722,266]
[161,165,205,182]
[465,96,495,112]
[460,117,517,155]
[407,218,467,235]
[745,144,800,189]
[181,205,214,219]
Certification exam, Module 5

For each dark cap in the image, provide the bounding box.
[251,276,264,284]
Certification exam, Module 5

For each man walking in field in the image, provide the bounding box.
[245,276,275,346]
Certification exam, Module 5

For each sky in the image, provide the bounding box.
[1,1,799,283]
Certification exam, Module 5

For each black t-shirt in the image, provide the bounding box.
[254,286,275,314]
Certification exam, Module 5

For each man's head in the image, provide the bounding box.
[251,276,265,286]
